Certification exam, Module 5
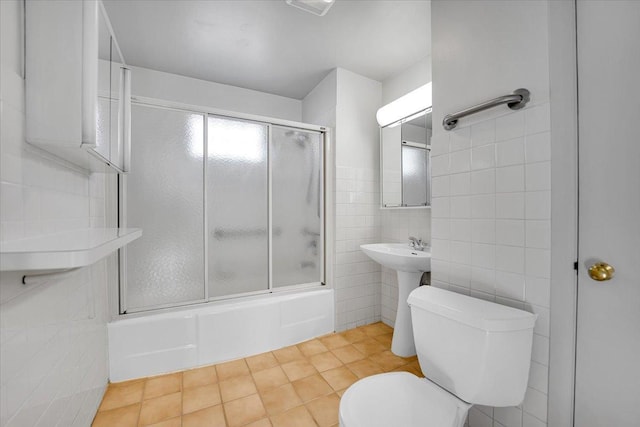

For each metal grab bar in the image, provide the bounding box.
[442,88,530,130]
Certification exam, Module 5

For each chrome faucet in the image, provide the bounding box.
[409,236,426,251]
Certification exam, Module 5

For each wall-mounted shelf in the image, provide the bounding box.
[0,228,142,271]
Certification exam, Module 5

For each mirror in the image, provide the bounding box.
[380,109,432,208]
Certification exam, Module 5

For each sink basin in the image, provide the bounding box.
[360,243,430,273]
[360,243,431,357]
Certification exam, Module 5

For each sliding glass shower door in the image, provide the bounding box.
[123,104,205,311]
[271,126,323,288]
[121,104,324,313]
[207,116,269,298]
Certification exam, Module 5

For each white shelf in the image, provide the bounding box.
[0,228,142,271]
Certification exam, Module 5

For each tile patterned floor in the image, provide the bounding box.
[92,322,423,427]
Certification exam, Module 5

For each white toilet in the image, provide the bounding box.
[339,286,537,427]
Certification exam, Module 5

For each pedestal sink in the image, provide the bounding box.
[360,243,431,357]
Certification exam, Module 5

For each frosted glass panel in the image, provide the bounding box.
[402,145,429,206]
[125,105,205,311]
[208,116,269,298]
[271,127,322,288]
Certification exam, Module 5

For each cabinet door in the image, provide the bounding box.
[94,5,112,162]
[109,49,126,170]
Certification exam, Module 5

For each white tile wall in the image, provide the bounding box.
[430,103,551,427]
[379,208,431,326]
[334,166,382,331]
[1,1,110,424]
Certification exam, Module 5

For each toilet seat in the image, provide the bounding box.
[339,372,472,427]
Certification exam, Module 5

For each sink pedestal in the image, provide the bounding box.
[391,271,422,357]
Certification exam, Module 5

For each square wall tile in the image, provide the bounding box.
[496,192,525,219]
[449,127,471,152]
[471,145,496,171]
[471,120,496,147]
[496,165,525,193]
[495,271,525,301]
[496,111,525,141]
[496,137,525,167]
[450,196,471,218]
[450,150,471,174]
[495,245,525,274]
[471,169,495,195]
[495,220,525,247]
[525,132,551,163]
[450,173,471,196]
[525,162,551,191]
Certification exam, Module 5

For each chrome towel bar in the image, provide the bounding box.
[442,88,530,130]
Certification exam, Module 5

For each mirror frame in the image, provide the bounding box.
[379,106,432,209]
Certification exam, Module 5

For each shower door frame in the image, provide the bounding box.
[118,96,331,315]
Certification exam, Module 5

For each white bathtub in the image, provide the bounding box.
[108,289,334,382]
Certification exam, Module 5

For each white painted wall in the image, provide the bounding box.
[130,65,302,121]
[0,1,111,425]
[382,55,431,105]
[431,1,551,426]
[302,69,336,128]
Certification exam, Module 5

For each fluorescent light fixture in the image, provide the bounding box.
[377,82,433,127]
[286,0,335,17]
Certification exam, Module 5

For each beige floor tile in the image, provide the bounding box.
[183,365,217,389]
[346,359,384,379]
[216,359,250,381]
[219,375,258,402]
[331,345,365,364]
[280,359,318,382]
[183,405,226,427]
[144,416,182,427]
[319,334,350,350]
[223,394,266,427]
[297,339,328,357]
[183,383,222,414]
[392,360,424,377]
[372,332,393,347]
[252,366,289,391]
[246,352,279,373]
[272,345,304,364]
[260,383,303,415]
[95,324,403,427]
[99,381,145,411]
[320,367,358,391]
[245,418,272,427]
[291,374,333,402]
[309,351,343,372]
[339,328,368,344]
[144,373,182,400]
[362,322,392,337]
[306,394,340,427]
[139,392,182,426]
[352,337,387,356]
[368,350,410,371]
[270,405,317,427]
[92,403,140,427]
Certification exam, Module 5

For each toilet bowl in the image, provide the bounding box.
[339,372,471,427]
[339,286,537,427]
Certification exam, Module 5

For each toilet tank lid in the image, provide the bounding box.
[408,287,537,332]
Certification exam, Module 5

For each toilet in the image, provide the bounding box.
[339,286,537,427]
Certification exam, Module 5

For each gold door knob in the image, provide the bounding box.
[588,262,615,281]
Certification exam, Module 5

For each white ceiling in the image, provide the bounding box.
[103,0,431,100]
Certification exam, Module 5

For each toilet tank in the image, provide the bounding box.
[407,286,537,407]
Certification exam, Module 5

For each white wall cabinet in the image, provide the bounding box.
[26,0,131,173]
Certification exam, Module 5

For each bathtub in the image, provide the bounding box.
[107,289,334,381]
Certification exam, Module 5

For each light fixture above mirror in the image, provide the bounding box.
[376,82,432,128]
